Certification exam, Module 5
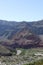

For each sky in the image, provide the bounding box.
[0,0,43,21]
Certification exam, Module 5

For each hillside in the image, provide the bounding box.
[0,45,12,56]
[0,20,43,50]
[11,27,40,48]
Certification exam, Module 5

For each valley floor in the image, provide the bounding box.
[0,48,43,65]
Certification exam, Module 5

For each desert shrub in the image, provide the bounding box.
[23,59,43,65]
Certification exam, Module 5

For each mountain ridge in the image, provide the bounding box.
[0,20,43,53]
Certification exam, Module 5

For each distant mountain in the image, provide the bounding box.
[0,20,43,51]
[11,27,40,48]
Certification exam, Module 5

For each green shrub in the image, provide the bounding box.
[23,59,43,65]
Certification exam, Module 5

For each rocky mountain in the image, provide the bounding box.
[0,20,43,52]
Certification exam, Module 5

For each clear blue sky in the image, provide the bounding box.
[0,0,43,21]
